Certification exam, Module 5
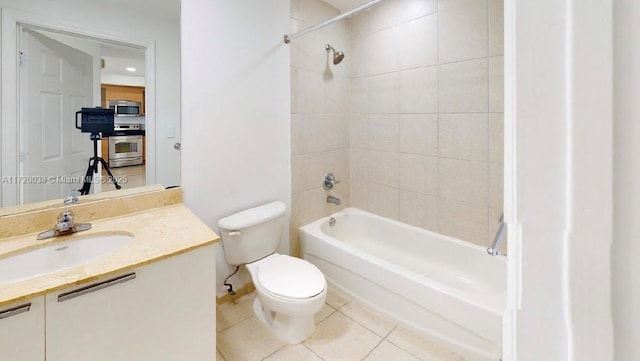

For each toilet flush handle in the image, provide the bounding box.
[228,231,241,237]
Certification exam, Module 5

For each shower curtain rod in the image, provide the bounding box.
[284,0,385,44]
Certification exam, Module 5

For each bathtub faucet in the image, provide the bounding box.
[326,195,341,206]
[487,213,507,256]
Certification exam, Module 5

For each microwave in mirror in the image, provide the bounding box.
[108,100,141,116]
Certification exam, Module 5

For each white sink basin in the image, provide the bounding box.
[0,233,134,285]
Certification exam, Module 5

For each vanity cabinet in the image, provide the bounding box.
[0,296,45,361]
[45,244,216,361]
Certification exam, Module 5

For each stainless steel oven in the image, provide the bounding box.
[109,135,143,167]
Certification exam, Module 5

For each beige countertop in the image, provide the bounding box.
[0,201,219,307]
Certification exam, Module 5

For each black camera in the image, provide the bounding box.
[75,107,114,137]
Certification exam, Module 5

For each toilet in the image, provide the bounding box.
[217,201,327,344]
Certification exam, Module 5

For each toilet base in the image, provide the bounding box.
[252,297,316,344]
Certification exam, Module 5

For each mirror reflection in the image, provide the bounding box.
[0,0,181,210]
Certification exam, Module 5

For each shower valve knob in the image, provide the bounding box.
[323,172,340,190]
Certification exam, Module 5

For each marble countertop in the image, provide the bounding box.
[0,203,219,307]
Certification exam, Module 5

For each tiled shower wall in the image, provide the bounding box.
[291,0,504,250]
[348,0,504,246]
[290,0,351,256]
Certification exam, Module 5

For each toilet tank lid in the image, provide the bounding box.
[218,201,287,230]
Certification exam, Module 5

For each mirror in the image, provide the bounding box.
[0,0,181,212]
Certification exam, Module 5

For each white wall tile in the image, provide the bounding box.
[351,36,370,77]
[369,73,400,113]
[489,55,504,112]
[399,66,438,113]
[397,0,439,23]
[399,191,439,231]
[324,76,350,114]
[438,0,488,63]
[398,114,438,156]
[438,113,488,161]
[488,113,504,163]
[292,155,304,194]
[350,114,369,148]
[438,0,476,12]
[489,0,504,56]
[291,69,299,114]
[368,0,400,32]
[298,0,340,23]
[368,183,399,220]
[350,148,370,181]
[324,149,349,181]
[369,114,399,151]
[397,14,438,70]
[488,162,503,209]
[349,11,370,39]
[299,153,324,192]
[438,158,488,205]
[369,150,399,187]
[369,27,401,74]
[298,114,323,153]
[297,70,325,113]
[438,198,489,245]
[438,58,488,112]
[351,179,370,209]
[351,77,369,114]
[291,114,301,155]
[399,154,438,195]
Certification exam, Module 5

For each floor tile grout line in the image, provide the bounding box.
[359,336,386,361]
[336,307,397,339]
[384,336,429,361]
[302,342,326,360]
[261,344,288,361]
[216,347,227,361]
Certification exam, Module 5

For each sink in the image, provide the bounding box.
[0,232,134,285]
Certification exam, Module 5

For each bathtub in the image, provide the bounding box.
[299,208,506,361]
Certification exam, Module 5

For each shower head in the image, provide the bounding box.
[326,44,345,65]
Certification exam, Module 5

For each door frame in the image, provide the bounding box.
[1,8,157,206]
[502,0,614,360]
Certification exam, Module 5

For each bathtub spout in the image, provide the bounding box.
[326,195,341,206]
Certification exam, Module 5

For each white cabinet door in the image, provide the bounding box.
[46,244,216,361]
[0,296,45,361]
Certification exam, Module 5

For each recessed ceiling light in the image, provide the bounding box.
[126,67,136,72]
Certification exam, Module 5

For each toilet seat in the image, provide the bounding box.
[256,254,325,300]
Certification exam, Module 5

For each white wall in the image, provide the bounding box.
[181,0,291,295]
[613,0,640,360]
[510,0,614,360]
[0,0,181,197]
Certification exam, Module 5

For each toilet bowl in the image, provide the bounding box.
[246,253,327,344]
[217,201,327,344]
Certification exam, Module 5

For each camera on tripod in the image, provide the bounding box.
[75,107,121,195]
[75,107,115,138]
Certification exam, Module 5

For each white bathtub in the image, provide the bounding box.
[299,208,506,361]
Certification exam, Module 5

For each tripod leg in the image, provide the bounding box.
[79,157,98,195]
[98,157,122,190]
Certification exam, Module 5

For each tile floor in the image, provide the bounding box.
[109,165,146,189]
[217,288,466,361]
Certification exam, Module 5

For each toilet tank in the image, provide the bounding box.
[217,201,287,265]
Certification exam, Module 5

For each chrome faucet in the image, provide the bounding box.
[63,190,79,205]
[37,210,92,240]
[487,213,507,256]
[326,195,341,206]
